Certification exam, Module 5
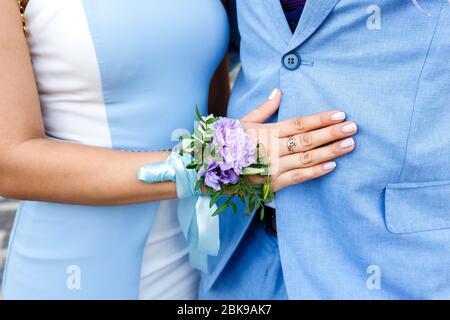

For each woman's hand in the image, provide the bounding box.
[241,89,357,192]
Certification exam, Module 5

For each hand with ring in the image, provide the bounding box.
[240,89,357,192]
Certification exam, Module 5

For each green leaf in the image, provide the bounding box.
[206,186,215,196]
[263,176,271,201]
[195,105,203,122]
[248,195,256,213]
[259,206,265,220]
[205,117,219,125]
[228,184,240,193]
[195,178,204,192]
[211,143,221,156]
[209,189,224,208]
[255,200,261,212]
[212,201,229,216]
[230,201,237,215]
[186,164,197,170]
[238,192,246,204]
[242,167,266,175]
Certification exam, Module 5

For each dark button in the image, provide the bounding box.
[282,52,301,70]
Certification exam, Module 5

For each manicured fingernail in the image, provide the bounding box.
[268,88,278,100]
[340,138,355,149]
[322,161,336,171]
[341,122,357,133]
[330,111,346,121]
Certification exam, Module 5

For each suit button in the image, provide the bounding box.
[282,52,301,70]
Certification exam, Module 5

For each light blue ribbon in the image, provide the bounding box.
[137,150,219,273]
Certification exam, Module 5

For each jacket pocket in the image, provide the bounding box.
[385,180,450,234]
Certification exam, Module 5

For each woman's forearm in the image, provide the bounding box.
[0,138,176,205]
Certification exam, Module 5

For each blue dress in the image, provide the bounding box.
[2,0,229,299]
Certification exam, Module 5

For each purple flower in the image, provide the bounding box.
[218,168,239,185]
[212,118,256,175]
[196,117,256,191]
[198,162,221,191]
[198,161,240,191]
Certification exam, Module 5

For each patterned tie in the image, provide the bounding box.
[280,0,307,31]
[280,0,307,12]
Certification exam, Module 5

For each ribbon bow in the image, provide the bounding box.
[137,150,220,273]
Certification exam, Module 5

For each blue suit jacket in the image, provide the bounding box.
[202,0,450,299]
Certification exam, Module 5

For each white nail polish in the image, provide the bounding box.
[340,138,355,149]
[341,123,357,133]
[322,162,336,171]
[268,88,278,100]
[331,112,346,121]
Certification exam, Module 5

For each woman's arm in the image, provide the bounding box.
[0,1,176,205]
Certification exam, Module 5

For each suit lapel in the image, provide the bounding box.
[287,0,341,52]
[263,0,292,45]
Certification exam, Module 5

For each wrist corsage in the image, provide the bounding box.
[137,107,273,272]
